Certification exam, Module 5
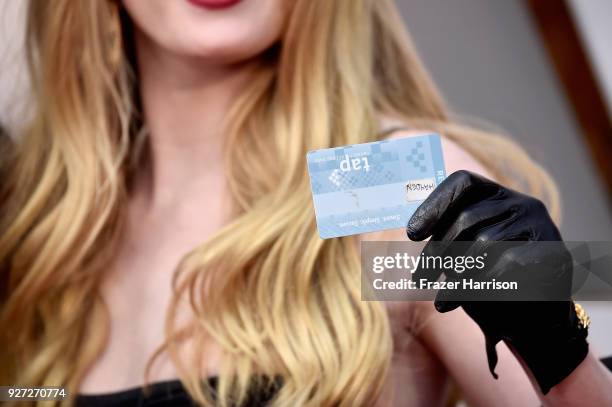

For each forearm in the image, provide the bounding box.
[513,348,612,407]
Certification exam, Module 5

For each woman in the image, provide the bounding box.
[0,0,610,406]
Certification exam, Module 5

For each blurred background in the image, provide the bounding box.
[1,0,611,353]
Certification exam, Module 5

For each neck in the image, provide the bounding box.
[133,30,254,207]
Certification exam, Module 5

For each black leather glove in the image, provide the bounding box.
[406,170,589,394]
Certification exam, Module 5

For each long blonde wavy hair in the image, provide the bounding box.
[0,0,559,406]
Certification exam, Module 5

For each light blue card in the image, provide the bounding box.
[307,133,446,239]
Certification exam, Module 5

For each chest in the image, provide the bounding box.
[80,190,232,392]
[81,207,449,402]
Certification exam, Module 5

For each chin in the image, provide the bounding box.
[175,30,278,63]
[123,0,284,65]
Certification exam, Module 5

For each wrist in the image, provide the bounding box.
[505,302,590,394]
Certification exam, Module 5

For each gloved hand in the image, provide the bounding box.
[406,170,589,394]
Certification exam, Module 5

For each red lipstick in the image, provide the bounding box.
[187,0,242,10]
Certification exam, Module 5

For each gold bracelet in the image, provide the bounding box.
[574,302,591,329]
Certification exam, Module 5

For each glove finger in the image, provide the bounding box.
[432,194,521,242]
[407,170,499,241]
[433,276,462,313]
[412,238,446,283]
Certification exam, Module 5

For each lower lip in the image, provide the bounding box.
[187,0,242,9]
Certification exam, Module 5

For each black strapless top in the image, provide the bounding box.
[76,376,281,407]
